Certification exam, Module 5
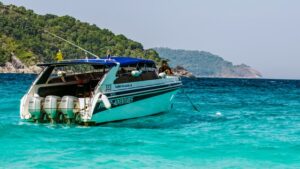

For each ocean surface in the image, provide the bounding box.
[0,74,300,169]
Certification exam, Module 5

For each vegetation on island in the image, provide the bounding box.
[0,2,160,66]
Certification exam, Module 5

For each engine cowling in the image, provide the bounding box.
[44,95,61,121]
[28,96,44,120]
[59,96,78,119]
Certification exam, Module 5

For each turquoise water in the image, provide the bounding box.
[1,74,300,168]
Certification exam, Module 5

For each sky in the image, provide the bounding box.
[2,0,300,79]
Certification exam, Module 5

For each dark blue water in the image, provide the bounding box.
[0,74,300,168]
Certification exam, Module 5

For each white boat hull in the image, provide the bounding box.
[91,90,178,124]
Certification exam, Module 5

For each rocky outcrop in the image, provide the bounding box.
[172,66,195,78]
[0,55,42,74]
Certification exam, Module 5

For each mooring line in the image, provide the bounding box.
[182,88,200,112]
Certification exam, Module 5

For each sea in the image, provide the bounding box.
[0,74,300,169]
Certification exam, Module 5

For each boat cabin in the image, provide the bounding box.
[34,57,158,98]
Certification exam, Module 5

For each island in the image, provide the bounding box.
[154,47,262,78]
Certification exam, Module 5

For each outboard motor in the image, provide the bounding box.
[44,96,61,123]
[28,96,44,121]
[59,96,78,123]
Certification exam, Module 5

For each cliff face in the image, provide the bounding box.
[154,47,262,78]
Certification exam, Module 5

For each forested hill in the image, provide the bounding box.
[154,47,262,78]
[0,2,160,66]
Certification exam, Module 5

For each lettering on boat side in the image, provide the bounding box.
[98,96,133,109]
[105,84,112,92]
[115,84,132,89]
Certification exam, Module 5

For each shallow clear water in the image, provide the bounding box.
[0,74,300,168]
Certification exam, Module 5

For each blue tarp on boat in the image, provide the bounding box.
[37,57,155,67]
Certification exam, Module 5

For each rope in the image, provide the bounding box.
[44,30,100,59]
[182,88,200,112]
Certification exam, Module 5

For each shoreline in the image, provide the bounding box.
[0,72,267,80]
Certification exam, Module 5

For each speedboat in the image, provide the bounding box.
[20,57,182,125]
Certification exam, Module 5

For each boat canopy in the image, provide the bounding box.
[37,57,155,67]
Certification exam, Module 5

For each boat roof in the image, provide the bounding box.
[37,57,155,67]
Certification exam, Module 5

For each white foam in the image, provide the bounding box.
[216,112,222,117]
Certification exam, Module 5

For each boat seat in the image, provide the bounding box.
[47,77,63,84]
[75,74,87,80]
[114,71,158,84]
[141,71,158,80]
[92,72,104,80]
[64,75,77,82]
[38,84,78,97]
[38,81,97,98]
[114,76,129,84]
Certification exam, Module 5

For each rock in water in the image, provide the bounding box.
[172,66,195,78]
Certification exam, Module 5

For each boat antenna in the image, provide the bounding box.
[182,89,200,112]
[44,30,100,59]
